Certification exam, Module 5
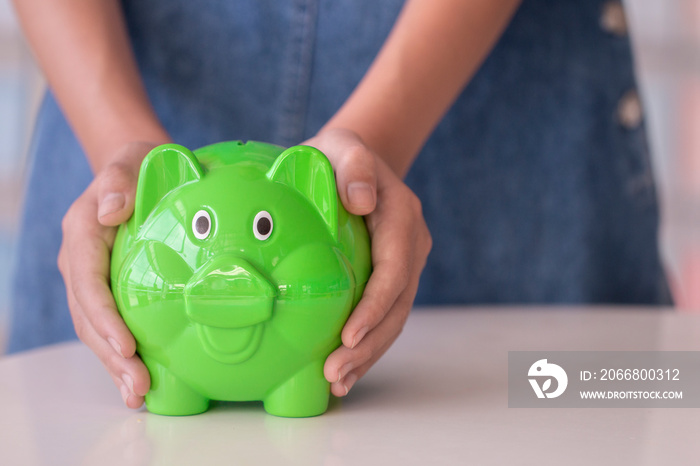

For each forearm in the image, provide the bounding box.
[324,0,521,177]
[12,0,169,172]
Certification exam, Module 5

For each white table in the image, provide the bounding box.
[1,307,699,466]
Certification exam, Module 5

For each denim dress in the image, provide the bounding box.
[8,0,672,353]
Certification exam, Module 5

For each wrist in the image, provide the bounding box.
[318,122,412,179]
[95,139,169,176]
[91,133,171,174]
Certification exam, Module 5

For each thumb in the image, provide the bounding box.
[96,142,159,226]
[335,144,378,216]
[96,159,139,226]
[312,132,378,216]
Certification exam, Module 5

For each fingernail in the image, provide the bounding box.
[122,373,135,393]
[98,192,125,218]
[347,182,374,209]
[338,363,353,382]
[342,373,358,396]
[351,326,369,349]
[108,337,124,358]
[119,382,132,405]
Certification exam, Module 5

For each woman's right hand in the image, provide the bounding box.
[57,141,161,409]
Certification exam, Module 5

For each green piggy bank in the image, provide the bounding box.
[110,141,371,417]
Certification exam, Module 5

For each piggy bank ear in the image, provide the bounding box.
[133,144,203,226]
[267,145,338,241]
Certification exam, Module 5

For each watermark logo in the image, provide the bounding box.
[510,352,699,408]
[528,359,568,399]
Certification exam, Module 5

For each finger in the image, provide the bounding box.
[325,276,417,385]
[329,341,394,398]
[332,321,408,397]
[326,290,415,396]
[63,198,137,359]
[329,335,398,397]
[68,235,137,358]
[67,288,150,406]
[341,254,410,349]
[109,373,145,409]
[340,190,420,348]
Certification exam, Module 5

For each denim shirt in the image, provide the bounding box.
[8,0,671,353]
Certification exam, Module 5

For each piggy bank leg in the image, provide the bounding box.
[263,360,329,417]
[144,359,210,416]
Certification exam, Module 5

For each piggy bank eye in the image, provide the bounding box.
[253,211,273,241]
[192,210,211,240]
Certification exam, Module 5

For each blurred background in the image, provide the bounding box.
[0,0,43,353]
[625,0,700,309]
[0,1,699,352]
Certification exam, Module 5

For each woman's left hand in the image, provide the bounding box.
[303,128,432,397]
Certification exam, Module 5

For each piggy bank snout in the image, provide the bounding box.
[184,255,275,328]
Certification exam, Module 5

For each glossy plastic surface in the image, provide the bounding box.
[111,141,371,417]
